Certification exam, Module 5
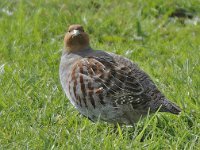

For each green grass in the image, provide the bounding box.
[0,0,200,149]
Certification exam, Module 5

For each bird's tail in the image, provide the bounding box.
[150,99,181,115]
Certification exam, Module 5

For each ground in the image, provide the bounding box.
[0,0,199,149]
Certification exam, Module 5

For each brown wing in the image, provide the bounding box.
[69,55,150,109]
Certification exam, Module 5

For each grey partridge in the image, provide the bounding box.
[59,24,181,125]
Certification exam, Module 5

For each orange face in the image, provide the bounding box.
[64,25,89,52]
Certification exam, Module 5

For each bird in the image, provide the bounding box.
[59,24,181,125]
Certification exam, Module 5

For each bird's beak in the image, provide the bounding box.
[72,30,81,37]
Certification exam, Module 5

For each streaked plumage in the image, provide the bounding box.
[59,24,181,125]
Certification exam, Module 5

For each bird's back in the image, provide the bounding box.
[109,52,181,115]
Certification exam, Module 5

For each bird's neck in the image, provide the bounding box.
[64,45,92,54]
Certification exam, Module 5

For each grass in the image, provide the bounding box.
[0,0,200,149]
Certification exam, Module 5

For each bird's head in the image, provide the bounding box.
[64,24,90,52]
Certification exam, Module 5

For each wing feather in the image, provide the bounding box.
[69,55,148,107]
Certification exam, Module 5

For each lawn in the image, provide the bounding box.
[0,0,200,149]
